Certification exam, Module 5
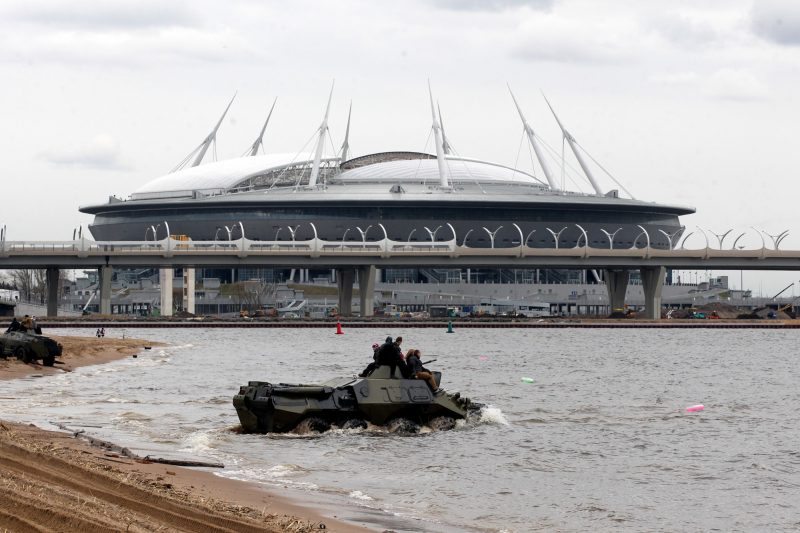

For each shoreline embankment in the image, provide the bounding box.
[36,318,800,329]
[0,335,373,532]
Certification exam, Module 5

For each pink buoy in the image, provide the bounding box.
[685,404,705,412]
[479,356,488,361]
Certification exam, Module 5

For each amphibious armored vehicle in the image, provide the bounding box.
[0,331,63,366]
[234,366,477,433]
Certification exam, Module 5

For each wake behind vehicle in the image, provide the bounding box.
[0,331,63,366]
[234,365,478,433]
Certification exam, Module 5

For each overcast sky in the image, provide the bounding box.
[1,0,799,294]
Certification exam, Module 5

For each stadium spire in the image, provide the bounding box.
[192,93,236,167]
[308,81,334,188]
[508,85,558,191]
[248,97,276,156]
[543,93,604,196]
[340,101,352,163]
[428,81,451,190]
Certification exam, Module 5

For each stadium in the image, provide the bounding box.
[80,88,694,284]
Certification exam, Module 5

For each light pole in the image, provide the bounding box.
[461,228,474,247]
[545,226,566,249]
[342,228,351,249]
[482,226,503,249]
[287,225,300,244]
[356,225,372,244]
[424,225,442,243]
[406,228,417,247]
[145,224,160,241]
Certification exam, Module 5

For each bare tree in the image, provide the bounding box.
[233,280,276,314]
[10,269,36,302]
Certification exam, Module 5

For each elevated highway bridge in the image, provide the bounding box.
[2,231,798,319]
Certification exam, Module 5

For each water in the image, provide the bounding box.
[2,327,800,532]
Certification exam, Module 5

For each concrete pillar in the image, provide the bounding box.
[358,265,376,317]
[604,269,630,313]
[160,268,173,317]
[336,268,355,316]
[641,266,666,320]
[183,267,195,315]
[99,265,112,315]
[46,267,59,317]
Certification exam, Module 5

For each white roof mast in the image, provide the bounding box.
[428,81,451,190]
[192,93,236,167]
[340,101,352,163]
[248,97,277,156]
[507,85,558,191]
[543,94,604,196]
[308,82,334,188]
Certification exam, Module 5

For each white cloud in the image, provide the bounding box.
[648,71,699,85]
[430,0,553,11]
[39,135,128,170]
[1,0,197,30]
[648,12,720,47]
[510,14,644,64]
[751,0,800,45]
[702,68,769,101]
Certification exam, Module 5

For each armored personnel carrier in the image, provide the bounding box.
[0,331,63,366]
[234,365,477,433]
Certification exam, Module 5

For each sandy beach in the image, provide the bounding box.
[0,335,374,532]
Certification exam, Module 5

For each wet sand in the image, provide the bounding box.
[0,336,374,532]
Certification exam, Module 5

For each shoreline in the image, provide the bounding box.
[35,318,800,329]
[0,335,374,532]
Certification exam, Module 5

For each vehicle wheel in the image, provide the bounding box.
[43,356,55,367]
[13,346,26,360]
[22,349,34,364]
[0,342,6,359]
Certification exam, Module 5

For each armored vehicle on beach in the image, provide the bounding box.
[234,366,477,433]
[0,332,63,366]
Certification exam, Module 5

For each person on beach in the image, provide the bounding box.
[406,349,440,393]
[20,315,33,332]
[5,317,21,333]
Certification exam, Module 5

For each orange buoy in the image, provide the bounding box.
[335,321,344,334]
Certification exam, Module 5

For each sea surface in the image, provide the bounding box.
[2,327,800,532]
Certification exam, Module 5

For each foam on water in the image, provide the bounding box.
[475,405,509,426]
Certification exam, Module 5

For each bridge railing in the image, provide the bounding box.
[0,222,794,260]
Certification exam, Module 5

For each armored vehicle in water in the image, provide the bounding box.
[234,366,477,433]
[0,332,63,366]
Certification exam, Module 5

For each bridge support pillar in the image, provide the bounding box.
[46,267,59,317]
[336,268,355,316]
[603,269,630,314]
[358,265,376,317]
[182,267,195,315]
[99,265,112,315]
[641,266,666,320]
[160,268,173,317]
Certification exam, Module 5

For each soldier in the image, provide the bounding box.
[5,317,21,333]
[406,349,440,393]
